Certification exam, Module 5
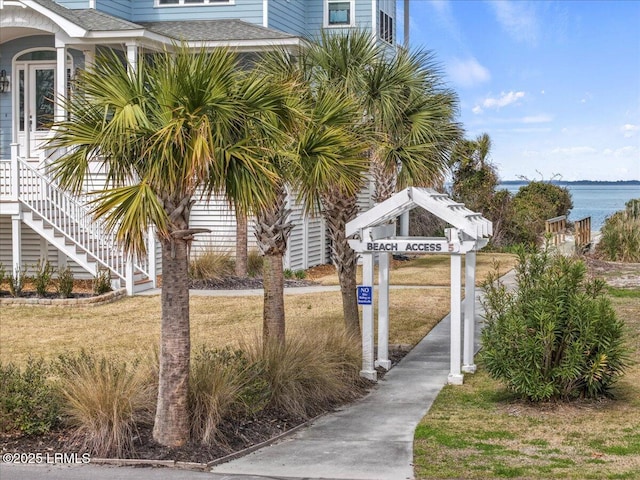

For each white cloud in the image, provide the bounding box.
[489,0,540,46]
[622,124,639,138]
[447,57,491,88]
[522,114,553,124]
[473,91,525,113]
[550,146,597,156]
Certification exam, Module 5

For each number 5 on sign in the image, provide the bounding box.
[357,286,372,305]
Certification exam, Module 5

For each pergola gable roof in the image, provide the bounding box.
[346,187,492,240]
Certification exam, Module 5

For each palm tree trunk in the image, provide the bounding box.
[153,235,191,447]
[322,190,361,336]
[371,152,397,204]
[235,209,248,277]
[262,253,285,343]
[254,186,292,345]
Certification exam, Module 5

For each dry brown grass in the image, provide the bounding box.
[0,253,507,367]
[311,252,517,286]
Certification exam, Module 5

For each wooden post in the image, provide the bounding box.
[448,228,463,385]
[376,251,391,370]
[360,252,377,381]
[462,249,477,373]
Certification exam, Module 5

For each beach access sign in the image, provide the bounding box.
[357,286,373,305]
[360,239,458,253]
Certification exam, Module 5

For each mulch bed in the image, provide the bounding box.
[0,346,409,465]
[0,410,308,465]
[189,276,318,290]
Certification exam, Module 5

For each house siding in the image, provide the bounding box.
[0,216,92,280]
[131,0,264,24]
[95,0,132,19]
[56,0,91,9]
[268,0,306,37]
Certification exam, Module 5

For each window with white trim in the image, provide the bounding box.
[379,11,393,43]
[325,0,354,27]
[156,0,233,6]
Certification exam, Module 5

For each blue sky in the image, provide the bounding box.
[398,0,640,181]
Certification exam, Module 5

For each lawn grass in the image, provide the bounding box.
[1,252,512,366]
[413,284,640,480]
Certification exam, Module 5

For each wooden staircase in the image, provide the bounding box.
[14,157,155,294]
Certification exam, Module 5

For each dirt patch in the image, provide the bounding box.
[584,256,640,288]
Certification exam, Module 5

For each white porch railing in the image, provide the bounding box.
[1,156,154,293]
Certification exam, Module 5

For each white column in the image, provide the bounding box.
[11,214,22,275]
[148,225,157,288]
[375,251,391,370]
[126,43,138,73]
[10,143,19,201]
[399,211,409,236]
[360,253,377,381]
[55,44,67,123]
[83,47,96,69]
[125,255,134,295]
[448,250,464,385]
[462,249,478,373]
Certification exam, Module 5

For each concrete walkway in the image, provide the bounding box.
[1,271,516,480]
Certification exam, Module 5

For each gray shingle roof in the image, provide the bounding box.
[140,19,297,42]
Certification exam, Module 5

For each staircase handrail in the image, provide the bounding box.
[15,157,150,281]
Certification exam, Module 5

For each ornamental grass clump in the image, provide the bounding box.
[481,248,629,401]
[245,328,364,419]
[189,347,268,445]
[55,352,155,458]
[596,198,640,263]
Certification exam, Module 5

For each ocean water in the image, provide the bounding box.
[498,183,640,231]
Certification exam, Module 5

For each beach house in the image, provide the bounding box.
[0,0,398,293]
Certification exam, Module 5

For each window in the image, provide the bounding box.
[156,0,232,5]
[379,10,394,43]
[326,1,353,27]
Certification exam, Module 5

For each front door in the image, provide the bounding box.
[16,63,56,159]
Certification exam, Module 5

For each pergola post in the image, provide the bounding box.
[462,249,477,373]
[360,252,377,381]
[448,229,464,385]
[375,251,391,370]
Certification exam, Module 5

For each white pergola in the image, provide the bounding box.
[346,187,493,384]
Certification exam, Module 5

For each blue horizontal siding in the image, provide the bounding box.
[56,0,91,8]
[95,0,132,19]
[131,0,263,25]
[269,0,306,36]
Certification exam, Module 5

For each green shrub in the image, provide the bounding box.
[247,249,264,277]
[481,249,629,401]
[8,266,27,297]
[55,351,155,457]
[0,358,60,434]
[596,198,640,262]
[56,267,75,298]
[294,269,306,280]
[245,328,364,419]
[283,268,294,279]
[189,248,234,280]
[189,347,268,445]
[92,269,113,295]
[33,260,54,297]
[510,181,573,246]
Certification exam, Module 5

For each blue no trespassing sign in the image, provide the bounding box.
[357,286,373,305]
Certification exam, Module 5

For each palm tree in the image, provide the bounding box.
[47,46,289,447]
[253,51,368,344]
[306,31,461,333]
